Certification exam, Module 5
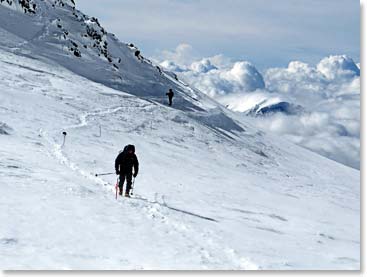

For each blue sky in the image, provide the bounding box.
[77,0,360,69]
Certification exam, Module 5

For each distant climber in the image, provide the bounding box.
[115,145,139,197]
[166,89,174,106]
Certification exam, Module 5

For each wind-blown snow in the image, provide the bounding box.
[0,1,360,270]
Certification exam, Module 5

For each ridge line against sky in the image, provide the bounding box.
[76,0,360,69]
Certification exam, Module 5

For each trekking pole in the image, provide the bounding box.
[115,177,119,200]
[131,177,135,196]
[95,173,115,177]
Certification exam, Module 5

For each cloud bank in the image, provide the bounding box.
[156,45,360,169]
[77,0,359,69]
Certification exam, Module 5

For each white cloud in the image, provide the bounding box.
[156,45,360,169]
[161,57,265,98]
[261,57,360,169]
[159,43,196,66]
[316,55,360,80]
[222,62,265,91]
[252,113,360,169]
[265,61,328,98]
[191,58,217,73]
[160,60,187,72]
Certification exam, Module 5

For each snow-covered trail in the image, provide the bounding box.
[0,50,260,269]
[36,90,258,269]
[39,100,219,222]
[37,125,250,269]
[0,46,360,269]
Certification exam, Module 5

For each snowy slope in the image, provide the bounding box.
[0,0,209,111]
[0,0,360,270]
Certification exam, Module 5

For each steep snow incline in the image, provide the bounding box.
[0,45,360,270]
[0,0,213,112]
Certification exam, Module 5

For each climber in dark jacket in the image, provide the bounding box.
[115,145,139,197]
[166,89,174,106]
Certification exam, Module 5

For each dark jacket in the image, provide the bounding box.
[166,90,174,98]
[115,146,139,176]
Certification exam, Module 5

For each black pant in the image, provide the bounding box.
[168,97,173,106]
[119,172,133,194]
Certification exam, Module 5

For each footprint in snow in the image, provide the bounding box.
[0,238,18,245]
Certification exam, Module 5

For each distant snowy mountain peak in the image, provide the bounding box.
[246,100,304,116]
[218,92,304,116]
